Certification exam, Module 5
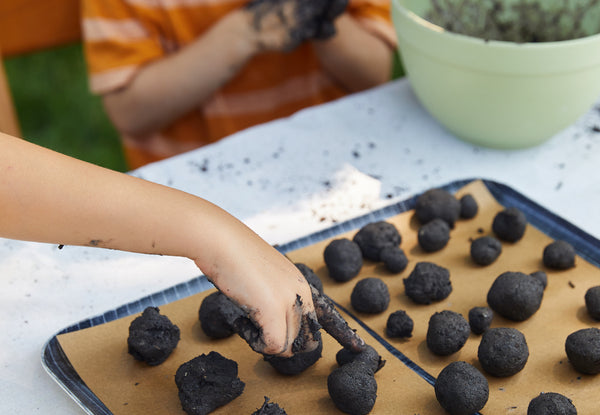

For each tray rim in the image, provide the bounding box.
[41,177,600,415]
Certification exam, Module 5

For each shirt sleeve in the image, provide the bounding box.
[81,0,167,94]
[348,0,398,48]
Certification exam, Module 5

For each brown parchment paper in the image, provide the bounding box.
[57,180,600,414]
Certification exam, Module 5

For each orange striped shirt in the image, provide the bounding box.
[82,0,395,169]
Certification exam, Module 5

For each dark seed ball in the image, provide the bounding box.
[175,351,245,415]
[468,306,493,335]
[352,221,402,261]
[264,331,323,375]
[492,207,527,242]
[434,361,489,415]
[470,236,502,266]
[487,271,544,321]
[295,262,324,294]
[415,188,461,228]
[351,277,390,314]
[198,291,239,339]
[543,240,576,270]
[426,310,470,356]
[327,361,378,415]
[530,271,548,290]
[386,310,414,338]
[418,218,451,252]
[478,327,529,377]
[565,327,600,375]
[324,238,363,282]
[403,262,452,305]
[335,344,386,374]
[585,286,600,321]
[459,194,479,219]
[252,397,287,415]
[379,246,409,273]
[128,306,180,365]
[527,392,577,415]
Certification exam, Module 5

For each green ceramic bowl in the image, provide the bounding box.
[391,0,600,149]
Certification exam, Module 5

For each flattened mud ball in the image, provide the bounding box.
[352,221,401,261]
[175,351,245,415]
[415,188,461,228]
[336,344,386,374]
[295,262,324,294]
[252,397,288,415]
[565,327,600,375]
[127,306,180,365]
[543,240,576,270]
[459,194,478,219]
[492,207,527,242]
[487,271,544,321]
[434,361,489,415]
[264,331,323,375]
[199,291,239,339]
[585,286,600,321]
[327,361,378,415]
[527,392,577,415]
[351,277,390,314]
[468,306,493,335]
[403,262,452,305]
[470,236,502,266]
[386,310,414,338]
[478,327,529,377]
[530,270,548,290]
[418,218,450,252]
[324,238,363,282]
[379,246,408,273]
[426,310,470,356]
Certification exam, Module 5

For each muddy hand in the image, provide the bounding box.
[310,285,366,353]
[245,0,347,52]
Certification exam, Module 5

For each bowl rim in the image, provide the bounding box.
[392,0,600,49]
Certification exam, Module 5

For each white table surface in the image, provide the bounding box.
[1,78,599,413]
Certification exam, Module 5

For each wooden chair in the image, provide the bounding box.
[0,0,81,137]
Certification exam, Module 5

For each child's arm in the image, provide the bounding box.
[0,132,315,356]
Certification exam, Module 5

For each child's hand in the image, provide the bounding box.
[244,0,348,52]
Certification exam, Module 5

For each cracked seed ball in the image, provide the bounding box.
[335,344,386,374]
[418,218,450,252]
[435,361,489,415]
[295,262,324,294]
[386,310,414,338]
[585,286,600,321]
[252,397,287,415]
[543,240,576,270]
[198,291,239,339]
[351,278,390,314]
[403,262,452,305]
[527,392,577,415]
[175,351,245,415]
[478,327,529,377]
[324,238,363,282]
[426,310,470,356]
[415,188,461,228]
[565,327,600,375]
[352,221,402,261]
[492,207,527,242]
[127,307,180,366]
[470,236,502,266]
[379,246,408,273]
[459,194,478,219]
[327,361,378,415]
[530,271,548,290]
[487,271,544,321]
[468,306,493,335]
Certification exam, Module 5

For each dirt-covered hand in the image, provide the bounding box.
[244,0,348,52]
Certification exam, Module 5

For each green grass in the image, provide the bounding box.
[4,43,128,172]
